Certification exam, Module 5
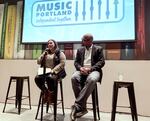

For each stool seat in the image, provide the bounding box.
[111,81,138,121]
[116,81,134,88]
[3,76,31,114]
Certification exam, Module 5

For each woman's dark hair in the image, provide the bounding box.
[47,39,58,50]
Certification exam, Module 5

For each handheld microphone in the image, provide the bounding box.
[44,48,49,55]
[41,48,49,67]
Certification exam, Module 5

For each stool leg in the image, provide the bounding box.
[16,79,19,108]
[35,93,42,119]
[95,85,100,120]
[131,86,138,121]
[128,86,134,121]
[27,78,32,109]
[59,81,65,115]
[17,79,24,114]
[53,81,58,121]
[128,85,138,121]
[92,88,97,121]
[3,78,12,113]
[41,96,44,121]
[46,102,49,113]
[111,83,119,121]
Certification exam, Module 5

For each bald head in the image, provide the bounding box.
[82,33,93,42]
[82,33,93,49]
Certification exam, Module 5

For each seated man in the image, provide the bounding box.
[70,33,105,121]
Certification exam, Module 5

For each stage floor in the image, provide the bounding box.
[0,103,149,121]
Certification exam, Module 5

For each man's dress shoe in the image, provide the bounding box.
[70,105,77,121]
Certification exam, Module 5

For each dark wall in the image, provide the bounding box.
[145,0,150,58]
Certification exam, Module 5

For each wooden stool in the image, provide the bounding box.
[111,81,138,121]
[3,76,31,114]
[35,79,65,121]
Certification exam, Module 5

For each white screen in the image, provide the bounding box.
[22,0,135,43]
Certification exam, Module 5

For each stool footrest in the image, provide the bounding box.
[21,96,30,100]
[117,106,130,108]
[7,96,16,99]
[7,96,30,100]
[57,101,62,105]
[116,111,131,115]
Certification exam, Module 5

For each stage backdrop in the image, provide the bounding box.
[0,0,149,60]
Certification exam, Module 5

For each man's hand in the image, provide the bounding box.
[80,67,91,75]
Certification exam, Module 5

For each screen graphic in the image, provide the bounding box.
[22,0,135,43]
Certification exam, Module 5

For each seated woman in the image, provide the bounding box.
[35,39,66,104]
